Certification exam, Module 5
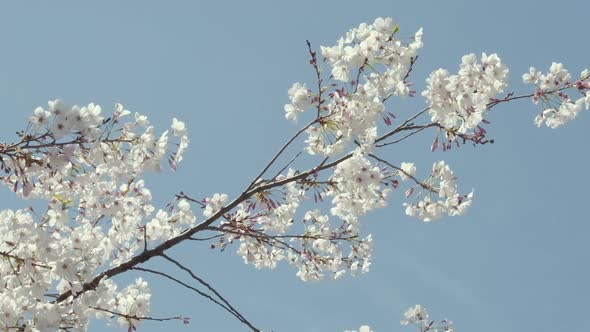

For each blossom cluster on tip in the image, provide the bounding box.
[29,99,106,140]
[522,63,590,128]
[401,304,429,327]
[346,305,453,332]
[0,100,192,330]
[399,162,417,181]
[327,152,390,222]
[203,193,229,218]
[345,325,373,332]
[403,161,473,222]
[423,53,508,135]
[401,305,454,332]
[284,17,423,156]
[320,17,422,84]
[284,83,313,122]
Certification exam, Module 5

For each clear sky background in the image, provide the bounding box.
[0,1,588,332]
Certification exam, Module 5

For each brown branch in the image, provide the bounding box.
[90,306,185,323]
[130,267,260,332]
[376,123,439,147]
[246,119,316,192]
[376,107,430,144]
[160,254,259,332]
[206,225,357,242]
[367,154,435,192]
[486,73,589,109]
[246,42,324,192]
[188,233,225,241]
[0,251,52,269]
[269,151,302,182]
[306,40,323,118]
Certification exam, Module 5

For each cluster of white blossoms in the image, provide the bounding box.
[522,63,590,128]
[295,210,373,281]
[327,153,390,222]
[29,100,105,140]
[320,17,422,84]
[345,325,373,332]
[304,92,385,156]
[284,82,313,122]
[423,53,508,135]
[221,153,470,281]
[218,170,305,272]
[285,17,423,155]
[401,305,454,332]
[108,278,151,328]
[0,100,190,330]
[222,209,374,282]
[404,161,473,222]
[346,304,453,332]
[203,193,229,218]
[399,162,417,181]
[216,167,374,282]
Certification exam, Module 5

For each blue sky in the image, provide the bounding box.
[0,1,588,331]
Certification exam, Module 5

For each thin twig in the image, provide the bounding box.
[270,151,302,182]
[367,153,434,192]
[375,107,430,144]
[189,234,225,241]
[130,267,260,332]
[246,119,316,192]
[376,123,438,147]
[90,306,184,323]
[206,225,357,242]
[160,254,260,332]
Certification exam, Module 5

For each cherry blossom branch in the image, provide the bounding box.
[367,154,434,192]
[245,43,331,191]
[249,116,444,194]
[0,251,51,269]
[353,59,369,93]
[402,55,418,82]
[306,40,324,118]
[50,55,580,322]
[48,99,481,308]
[376,107,430,144]
[90,306,187,324]
[211,226,304,254]
[6,17,588,332]
[487,73,589,109]
[206,225,358,242]
[207,225,361,272]
[0,119,134,156]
